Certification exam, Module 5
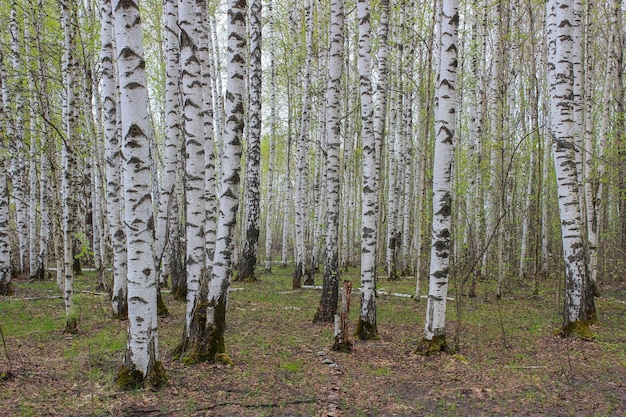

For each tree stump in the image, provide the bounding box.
[332,280,352,352]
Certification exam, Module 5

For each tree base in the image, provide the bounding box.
[332,336,352,353]
[388,270,401,281]
[115,361,168,390]
[64,317,78,334]
[355,318,379,341]
[415,335,452,356]
[313,305,335,323]
[174,297,232,365]
[157,289,169,318]
[556,320,594,340]
[0,282,14,296]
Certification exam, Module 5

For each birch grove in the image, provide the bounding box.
[0,0,625,390]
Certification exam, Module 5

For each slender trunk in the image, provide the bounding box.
[201,0,247,363]
[238,0,262,283]
[417,0,459,355]
[546,0,592,338]
[264,0,277,273]
[356,0,378,340]
[314,0,344,323]
[0,52,12,295]
[293,0,314,289]
[112,0,166,389]
[101,0,127,319]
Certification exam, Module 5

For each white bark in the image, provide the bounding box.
[357,0,378,338]
[10,5,28,275]
[61,0,77,327]
[294,0,313,287]
[113,0,161,379]
[199,3,217,270]
[264,0,277,272]
[179,0,207,336]
[239,0,262,281]
[423,0,459,341]
[102,0,127,318]
[155,0,181,278]
[315,0,344,322]
[0,52,11,294]
[546,0,588,326]
[205,0,247,358]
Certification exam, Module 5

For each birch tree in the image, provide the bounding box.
[314,0,344,323]
[237,0,262,283]
[61,0,79,334]
[546,0,593,338]
[416,0,459,355]
[264,0,277,273]
[112,0,167,389]
[293,0,314,289]
[155,0,181,290]
[183,0,246,364]
[101,0,128,319]
[0,51,11,296]
[9,4,28,276]
[173,0,210,361]
[356,0,378,340]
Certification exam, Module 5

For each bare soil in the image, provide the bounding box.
[0,271,624,416]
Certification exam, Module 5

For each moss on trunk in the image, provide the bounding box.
[355,318,379,341]
[157,288,169,318]
[557,320,594,340]
[115,361,167,390]
[64,317,78,334]
[0,281,13,296]
[415,334,452,356]
[174,295,233,365]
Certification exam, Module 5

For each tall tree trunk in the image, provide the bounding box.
[293,0,314,289]
[314,0,344,323]
[356,0,379,340]
[101,0,128,319]
[112,0,167,389]
[61,0,78,334]
[238,0,262,283]
[179,0,208,349]
[264,0,277,273]
[546,0,593,338]
[200,0,247,363]
[416,0,459,355]
[0,52,12,296]
[156,0,182,289]
[9,4,28,276]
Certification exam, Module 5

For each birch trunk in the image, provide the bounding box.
[417,0,459,355]
[9,5,28,276]
[178,0,207,346]
[112,0,166,389]
[101,0,127,319]
[201,0,246,363]
[264,0,277,273]
[155,0,181,286]
[546,0,592,338]
[356,0,379,340]
[314,0,344,323]
[0,52,12,296]
[238,0,262,283]
[61,0,78,334]
[293,0,314,289]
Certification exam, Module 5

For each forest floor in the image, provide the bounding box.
[0,266,625,417]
